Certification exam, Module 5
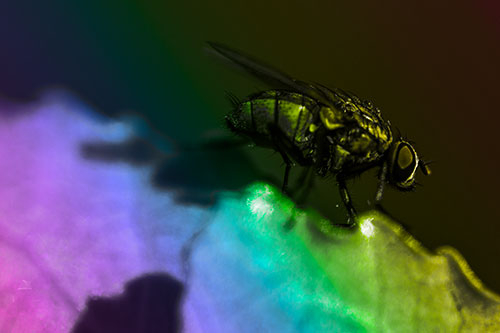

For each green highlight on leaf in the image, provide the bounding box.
[195,182,500,332]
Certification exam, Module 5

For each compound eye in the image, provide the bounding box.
[393,143,417,183]
[398,145,413,169]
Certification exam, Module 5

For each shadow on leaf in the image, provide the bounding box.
[72,273,184,333]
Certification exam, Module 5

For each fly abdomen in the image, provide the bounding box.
[226,90,319,155]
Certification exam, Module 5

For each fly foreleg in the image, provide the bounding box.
[375,162,388,203]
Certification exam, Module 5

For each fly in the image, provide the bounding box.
[210,42,431,225]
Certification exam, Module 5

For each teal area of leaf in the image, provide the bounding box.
[190,182,500,332]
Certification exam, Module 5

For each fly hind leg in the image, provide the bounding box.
[267,125,317,230]
[336,175,357,226]
[278,150,293,195]
[269,126,294,195]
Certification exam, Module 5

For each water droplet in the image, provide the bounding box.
[335,204,339,208]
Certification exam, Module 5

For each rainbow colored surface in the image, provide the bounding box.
[0,92,499,332]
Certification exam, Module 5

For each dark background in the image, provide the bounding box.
[2,0,500,292]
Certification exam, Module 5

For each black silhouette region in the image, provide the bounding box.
[72,273,184,333]
[80,135,276,207]
[81,138,161,166]
[152,148,275,206]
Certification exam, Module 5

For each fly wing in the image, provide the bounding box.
[208,42,335,107]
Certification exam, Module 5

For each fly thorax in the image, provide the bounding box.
[319,106,345,131]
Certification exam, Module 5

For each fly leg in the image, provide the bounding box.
[267,125,318,230]
[273,144,292,194]
[269,126,294,195]
[336,175,357,226]
[375,162,388,203]
[373,162,405,225]
[280,152,292,194]
[374,161,391,216]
